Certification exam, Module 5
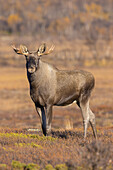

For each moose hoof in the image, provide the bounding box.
[42,127,47,136]
[46,127,51,136]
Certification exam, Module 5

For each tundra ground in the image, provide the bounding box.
[0,36,113,169]
[0,66,113,169]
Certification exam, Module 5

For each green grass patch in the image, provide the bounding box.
[45,164,55,170]
[0,132,28,138]
[12,160,26,169]
[0,132,56,141]
[12,161,40,170]
[25,163,40,170]
[27,134,57,141]
[15,142,43,149]
[55,164,68,170]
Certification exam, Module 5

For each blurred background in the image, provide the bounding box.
[0,0,113,131]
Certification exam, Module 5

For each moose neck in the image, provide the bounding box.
[27,60,41,82]
[27,60,55,87]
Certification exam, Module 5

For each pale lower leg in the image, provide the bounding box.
[80,100,90,138]
[89,109,97,139]
[46,105,53,133]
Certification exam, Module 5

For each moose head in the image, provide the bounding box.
[12,44,55,73]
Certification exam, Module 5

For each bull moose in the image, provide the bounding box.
[12,43,97,139]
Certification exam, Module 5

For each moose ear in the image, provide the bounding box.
[37,43,46,55]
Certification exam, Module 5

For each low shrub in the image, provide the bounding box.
[55,164,68,170]
[82,141,112,170]
[25,163,40,170]
[45,164,55,170]
[12,160,26,169]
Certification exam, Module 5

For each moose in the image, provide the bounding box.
[12,43,97,139]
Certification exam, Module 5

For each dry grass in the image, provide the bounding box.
[0,128,112,169]
[0,65,113,170]
[1,66,113,129]
[0,35,113,169]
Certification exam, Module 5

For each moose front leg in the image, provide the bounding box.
[36,106,46,136]
[46,105,53,134]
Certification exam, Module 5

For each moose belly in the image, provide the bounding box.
[55,93,78,106]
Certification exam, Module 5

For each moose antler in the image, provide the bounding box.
[37,44,55,57]
[12,44,55,56]
[12,45,29,55]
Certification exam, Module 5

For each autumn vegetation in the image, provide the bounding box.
[0,128,112,169]
[0,0,113,68]
[0,0,113,169]
[0,0,112,39]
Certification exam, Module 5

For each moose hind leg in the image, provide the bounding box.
[79,100,90,138]
[89,109,97,139]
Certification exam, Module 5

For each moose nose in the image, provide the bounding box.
[28,66,36,73]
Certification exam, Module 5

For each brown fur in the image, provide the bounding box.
[12,44,97,139]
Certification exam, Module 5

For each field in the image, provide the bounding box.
[0,35,113,169]
[0,0,113,169]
